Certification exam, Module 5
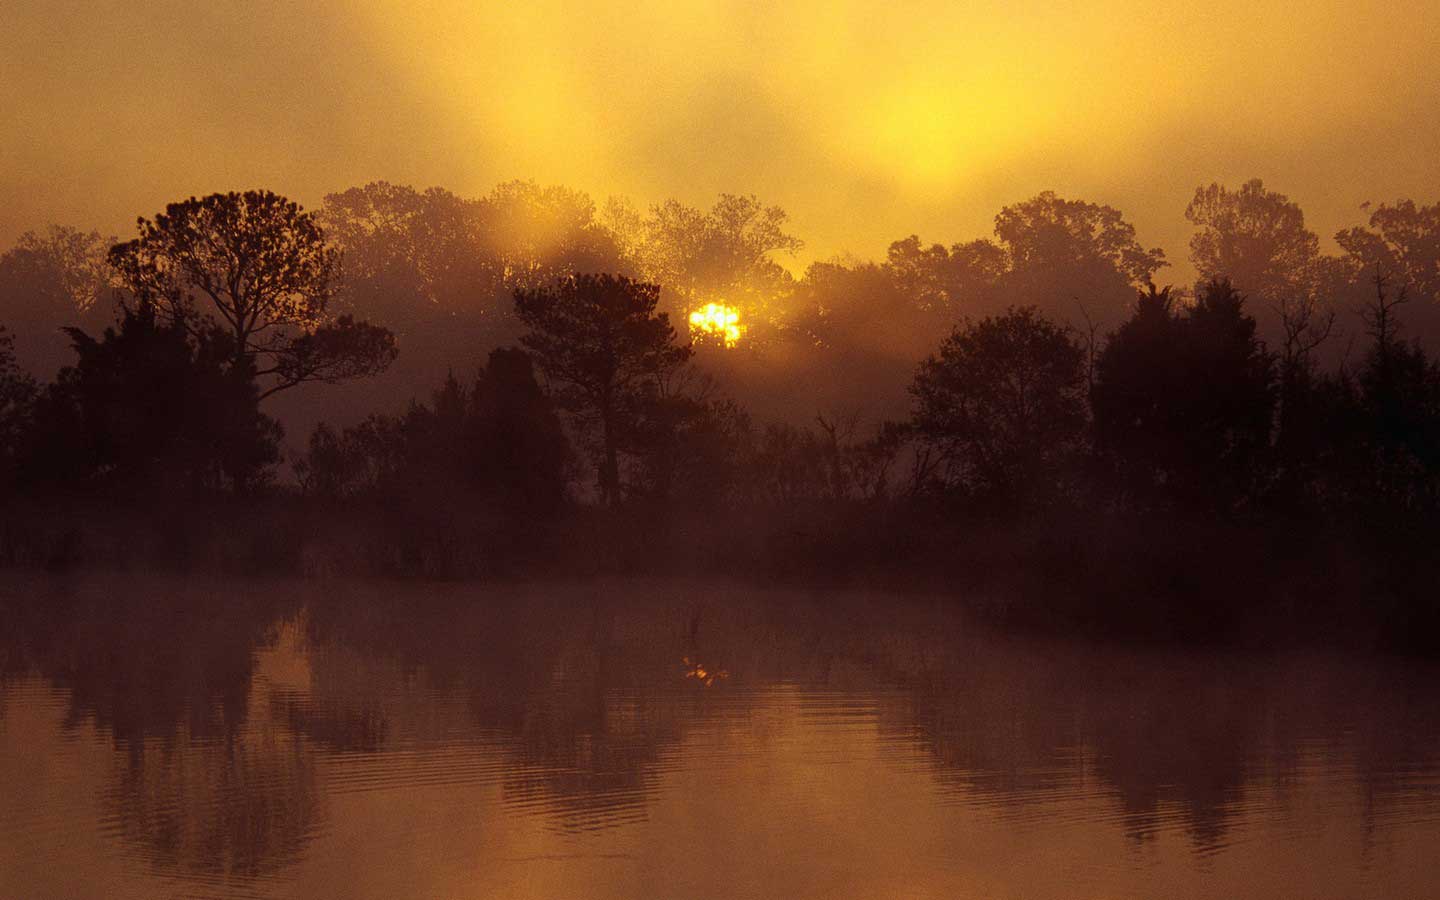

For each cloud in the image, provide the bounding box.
[2,0,1437,276]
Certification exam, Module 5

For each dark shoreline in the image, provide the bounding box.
[4,495,1434,656]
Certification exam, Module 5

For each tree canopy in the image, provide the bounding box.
[1093,280,1276,512]
[0,327,37,493]
[24,308,280,494]
[0,225,117,376]
[911,306,1086,508]
[1187,179,1321,306]
[515,273,692,504]
[108,190,397,398]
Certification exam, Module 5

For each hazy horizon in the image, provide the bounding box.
[4,0,1438,281]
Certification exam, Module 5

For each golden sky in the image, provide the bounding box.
[2,0,1436,276]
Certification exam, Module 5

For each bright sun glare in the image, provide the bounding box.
[688,302,745,347]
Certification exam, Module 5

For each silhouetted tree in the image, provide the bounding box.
[1183,281,1278,502]
[1091,284,1183,507]
[296,415,405,500]
[298,383,487,509]
[299,349,570,514]
[1336,200,1440,306]
[24,308,279,494]
[1093,280,1276,512]
[886,235,1009,318]
[320,182,493,320]
[797,241,1004,356]
[795,258,918,353]
[296,422,359,500]
[1271,294,1337,506]
[751,259,919,425]
[467,347,571,514]
[1185,179,1336,357]
[749,421,828,504]
[998,192,1167,288]
[627,367,766,509]
[995,192,1167,328]
[1183,183,1337,497]
[607,194,801,341]
[1187,180,1321,304]
[628,390,751,509]
[0,326,37,494]
[820,193,1164,351]
[514,273,692,505]
[789,194,1162,434]
[1352,267,1440,510]
[1336,199,1440,349]
[484,181,626,290]
[0,225,118,376]
[911,306,1086,510]
[812,414,908,503]
[108,190,397,399]
[313,180,632,426]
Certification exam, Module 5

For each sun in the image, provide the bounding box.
[688,302,746,347]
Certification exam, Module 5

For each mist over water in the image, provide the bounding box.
[3,574,1438,900]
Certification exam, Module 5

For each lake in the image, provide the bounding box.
[2,574,1438,899]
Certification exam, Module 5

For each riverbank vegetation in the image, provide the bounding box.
[2,182,1438,650]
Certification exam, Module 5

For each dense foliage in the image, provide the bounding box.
[3,180,1440,645]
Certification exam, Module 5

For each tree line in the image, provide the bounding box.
[1,182,1439,638]
[6,179,1437,422]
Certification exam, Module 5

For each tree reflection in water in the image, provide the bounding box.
[1,574,323,884]
[2,574,1440,895]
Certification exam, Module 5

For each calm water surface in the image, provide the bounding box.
[2,574,1439,899]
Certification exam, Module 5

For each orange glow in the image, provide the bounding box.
[681,656,729,686]
[3,2,1439,277]
[688,303,745,347]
